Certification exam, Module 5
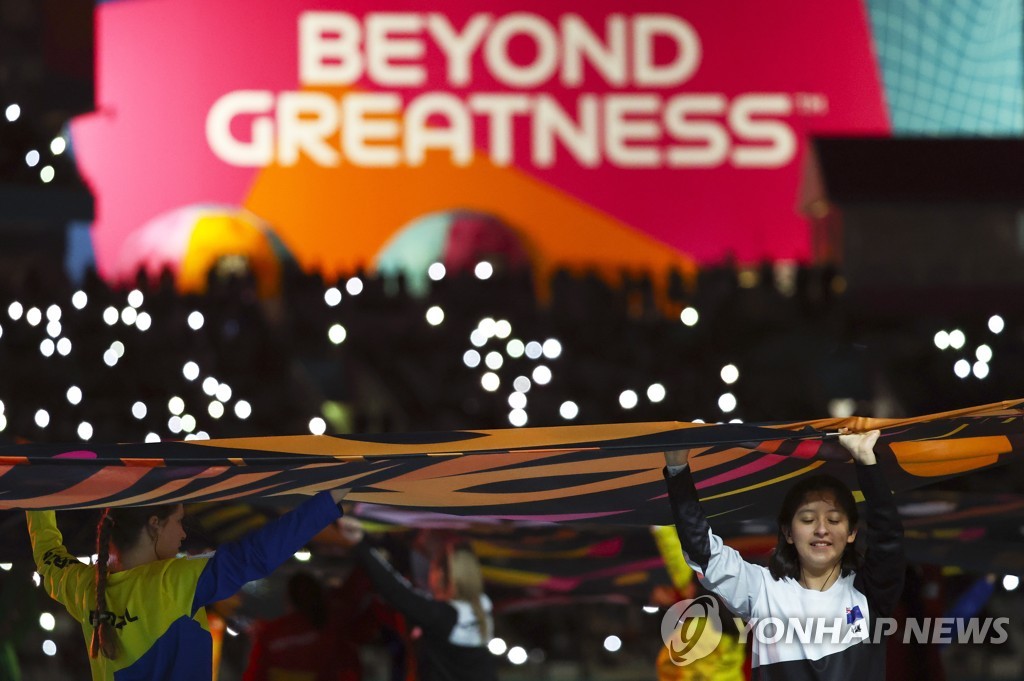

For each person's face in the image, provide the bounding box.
[784,493,856,573]
[151,505,187,560]
[429,560,451,599]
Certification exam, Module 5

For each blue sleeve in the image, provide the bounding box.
[191,491,341,615]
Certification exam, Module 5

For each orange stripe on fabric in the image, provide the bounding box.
[0,457,28,465]
[121,458,165,467]
[14,466,153,509]
[890,436,1010,477]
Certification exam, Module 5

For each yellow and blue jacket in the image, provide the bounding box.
[27,491,341,681]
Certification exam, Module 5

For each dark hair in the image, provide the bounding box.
[768,475,860,581]
[91,504,179,660]
[287,571,326,629]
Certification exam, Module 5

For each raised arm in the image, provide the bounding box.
[25,511,94,621]
[663,450,766,620]
[339,518,458,636]
[839,430,906,617]
[191,489,347,614]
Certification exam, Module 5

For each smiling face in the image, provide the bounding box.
[151,505,187,560]
[784,493,857,574]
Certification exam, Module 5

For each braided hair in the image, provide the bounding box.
[90,505,178,660]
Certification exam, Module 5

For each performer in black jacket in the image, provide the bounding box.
[338,518,497,681]
[663,429,905,680]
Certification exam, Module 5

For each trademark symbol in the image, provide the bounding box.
[795,93,829,116]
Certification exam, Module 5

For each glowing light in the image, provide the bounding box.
[187,311,204,330]
[167,416,183,434]
[428,262,446,281]
[720,364,739,384]
[103,349,118,366]
[989,315,1005,334]
[948,329,966,350]
[481,372,500,391]
[234,400,252,419]
[976,345,993,363]
[46,320,61,338]
[469,329,488,347]
[647,383,666,402]
[40,166,55,183]
[51,136,66,155]
[0,414,6,432]
[102,307,118,325]
[78,422,93,440]
[718,393,737,413]
[215,384,232,402]
[72,291,87,309]
[121,307,138,326]
[35,409,50,428]
[135,312,152,331]
[67,386,82,405]
[513,376,532,393]
[680,307,699,326]
[542,339,562,359]
[426,306,444,326]
[463,350,481,368]
[5,104,21,121]
[506,339,525,358]
[328,324,347,344]
[1003,575,1020,591]
[619,390,638,409]
[7,302,22,320]
[953,359,970,379]
[309,417,327,435]
[829,398,856,418]
[324,287,342,306]
[168,397,185,415]
[294,550,311,562]
[56,338,71,355]
[33,572,40,587]
[40,339,54,357]
[603,635,622,652]
[26,307,41,326]
[973,361,989,379]
[0,563,10,571]
[40,613,56,631]
[202,377,218,396]
[937,329,954,349]
[183,361,200,381]
[208,401,225,419]
[25,150,40,167]
[474,261,493,279]
[494,320,512,339]
[127,289,144,308]
[110,341,125,358]
[485,351,503,370]
[477,318,497,338]
[145,433,160,443]
[525,341,543,360]
[346,277,364,295]
[532,365,552,384]
[508,392,527,409]
[509,409,527,427]
[42,640,57,656]
[643,606,659,614]
[132,402,147,419]
[559,401,579,419]
[507,647,527,665]
[46,305,61,321]
[488,638,507,655]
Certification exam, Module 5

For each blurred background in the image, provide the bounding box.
[1,0,1023,679]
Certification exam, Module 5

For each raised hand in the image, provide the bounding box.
[838,428,880,465]
[664,449,690,468]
